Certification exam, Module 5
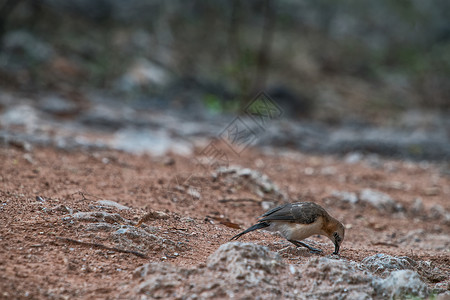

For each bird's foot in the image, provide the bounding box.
[288,240,323,254]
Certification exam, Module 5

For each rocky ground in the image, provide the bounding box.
[0,141,449,299]
[2,1,449,298]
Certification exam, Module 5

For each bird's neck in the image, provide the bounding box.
[321,216,338,239]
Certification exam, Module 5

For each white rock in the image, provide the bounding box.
[320,166,337,175]
[430,204,450,225]
[359,189,398,212]
[216,166,285,200]
[67,211,126,224]
[111,128,193,156]
[289,265,296,275]
[305,257,373,285]
[1,104,40,131]
[345,152,363,164]
[207,242,284,284]
[187,187,201,199]
[410,197,424,216]
[346,291,372,300]
[84,222,115,232]
[97,200,130,210]
[372,270,429,299]
[362,253,415,275]
[331,190,358,204]
[119,58,171,90]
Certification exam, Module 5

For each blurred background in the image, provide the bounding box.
[0,0,449,160]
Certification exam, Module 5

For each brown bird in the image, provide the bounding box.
[231,202,345,254]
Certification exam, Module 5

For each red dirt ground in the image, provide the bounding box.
[0,145,449,299]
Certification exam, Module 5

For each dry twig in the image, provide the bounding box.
[55,236,147,258]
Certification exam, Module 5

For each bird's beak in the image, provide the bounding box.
[333,242,340,255]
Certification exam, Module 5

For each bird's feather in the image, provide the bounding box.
[258,202,327,224]
[230,222,269,240]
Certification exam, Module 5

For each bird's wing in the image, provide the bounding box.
[258,202,325,224]
[259,203,289,218]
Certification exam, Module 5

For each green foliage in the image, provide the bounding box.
[203,94,222,114]
[2,0,449,119]
[203,94,241,114]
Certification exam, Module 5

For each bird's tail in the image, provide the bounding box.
[230,222,269,240]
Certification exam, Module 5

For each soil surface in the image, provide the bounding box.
[0,145,449,299]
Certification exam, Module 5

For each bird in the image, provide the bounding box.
[230,202,345,255]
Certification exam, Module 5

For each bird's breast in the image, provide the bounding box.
[268,217,324,241]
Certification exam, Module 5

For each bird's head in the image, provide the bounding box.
[331,221,345,255]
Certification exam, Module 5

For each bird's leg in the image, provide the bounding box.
[288,240,323,253]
